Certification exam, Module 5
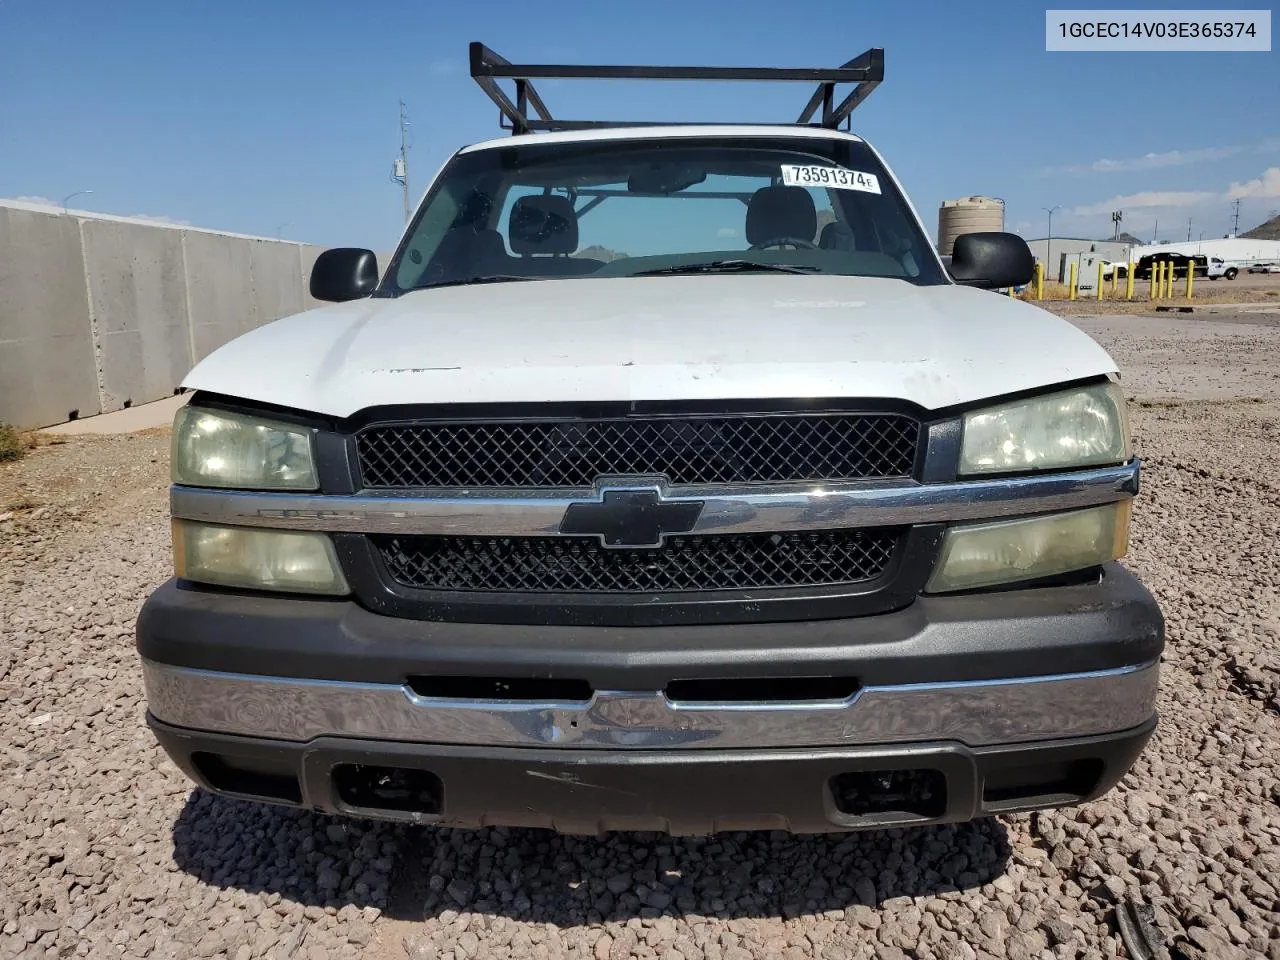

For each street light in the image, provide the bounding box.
[62,190,93,213]
[275,222,290,239]
[1042,205,1061,282]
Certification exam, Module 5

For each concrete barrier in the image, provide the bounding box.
[0,206,102,427]
[251,239,307,327]
[81,219,192,413]
[0,201,340,428]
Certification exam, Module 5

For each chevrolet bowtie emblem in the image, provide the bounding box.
[559,489,704,548]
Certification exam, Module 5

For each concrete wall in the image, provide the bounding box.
[81,219,192,413]
[0,206,102,427]
[0,204,331,429]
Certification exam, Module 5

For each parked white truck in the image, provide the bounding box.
[137,44,1162,834]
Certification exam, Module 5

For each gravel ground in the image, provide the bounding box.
[2,312,1279,960]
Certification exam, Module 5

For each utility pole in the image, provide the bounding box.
[1153,218,1158,244]
[1186,218,1192,242]
[1042,205,1061,281]
[391,100,411,223]
[1111,210,1123,240]
[1231,198,1241,236]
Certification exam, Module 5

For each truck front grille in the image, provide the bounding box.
[356,413,919,488]
[374,529,901,594]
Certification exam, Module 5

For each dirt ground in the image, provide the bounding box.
[1,310,1278,960]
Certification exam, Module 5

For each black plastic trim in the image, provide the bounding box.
[148,715,1156,834]
[333,525,941,627]
[136,562,1165,688]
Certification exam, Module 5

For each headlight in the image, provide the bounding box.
[172,406,317,490]
[959,383,1129,475]
[925,501,1130,593]
[174,520,349,595]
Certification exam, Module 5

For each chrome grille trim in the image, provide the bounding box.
[170,460,1141,536]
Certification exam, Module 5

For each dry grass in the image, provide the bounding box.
[0,423,26,463]
[1012,277,1280,311]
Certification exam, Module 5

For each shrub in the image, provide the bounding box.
[0,423,25,463]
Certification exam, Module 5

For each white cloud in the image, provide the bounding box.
[1086,146,1241,174]
[427,59,458,76]
[1070,190,1215,217]
[716,226,738,238]
[1047,138,1280,176]
[1225,167,1280,199]
[9,195,59,207]
[126,213,191,226]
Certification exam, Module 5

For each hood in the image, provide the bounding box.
[183,275,1118,416]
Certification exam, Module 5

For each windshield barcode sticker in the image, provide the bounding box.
[780,165,881,193]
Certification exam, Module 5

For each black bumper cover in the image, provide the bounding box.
[150,715,1156,835]
[136,562,1163,688]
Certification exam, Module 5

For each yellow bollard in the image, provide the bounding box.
[1126,262,1135,300]
[1186,261,1194,300]
[1166,261,1174,299]
[1035,262,1044,301]
[1097,261,1105,300]
[1150,263,1159,299]
[1111,265,1118,295]
[1069,261,1078,300]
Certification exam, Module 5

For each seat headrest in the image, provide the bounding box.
[820,221,855,251]
[509,195,578,255]
[745,186,817,246]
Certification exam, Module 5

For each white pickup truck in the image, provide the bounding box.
[136,44,1163,835]
[1205,257,1239,280]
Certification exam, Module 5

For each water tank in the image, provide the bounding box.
[937,197,1005,257]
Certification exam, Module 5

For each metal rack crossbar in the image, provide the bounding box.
[469,42,885,135]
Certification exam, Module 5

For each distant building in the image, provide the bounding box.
[1023,237,1133,282]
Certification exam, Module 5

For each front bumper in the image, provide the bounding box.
[138,562,1163,832]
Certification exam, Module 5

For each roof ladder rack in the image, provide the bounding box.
[468,41,884,135]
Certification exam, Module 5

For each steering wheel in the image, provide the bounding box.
[749,237,818,251]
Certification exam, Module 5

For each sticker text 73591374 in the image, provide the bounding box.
[780,164,881,194]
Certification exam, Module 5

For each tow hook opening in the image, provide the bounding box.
[830,768,947,819]
[982,757,1104,810]
[332,763,443,815]
[191,752,302,805]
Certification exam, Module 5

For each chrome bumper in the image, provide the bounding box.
[142,658,1159,751]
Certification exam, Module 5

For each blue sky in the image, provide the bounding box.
[2,1,1277,250]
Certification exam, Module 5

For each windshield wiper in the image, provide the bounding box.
[630,260,821,277]
[411,275,544,291]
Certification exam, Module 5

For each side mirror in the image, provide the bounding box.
[310,248,379,302]
[948,232,1034,290]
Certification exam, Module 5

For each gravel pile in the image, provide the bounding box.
[2,313,1278,959]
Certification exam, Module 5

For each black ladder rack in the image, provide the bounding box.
[468,41,884,136]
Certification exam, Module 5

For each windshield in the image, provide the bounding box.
[379,136,947,295]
